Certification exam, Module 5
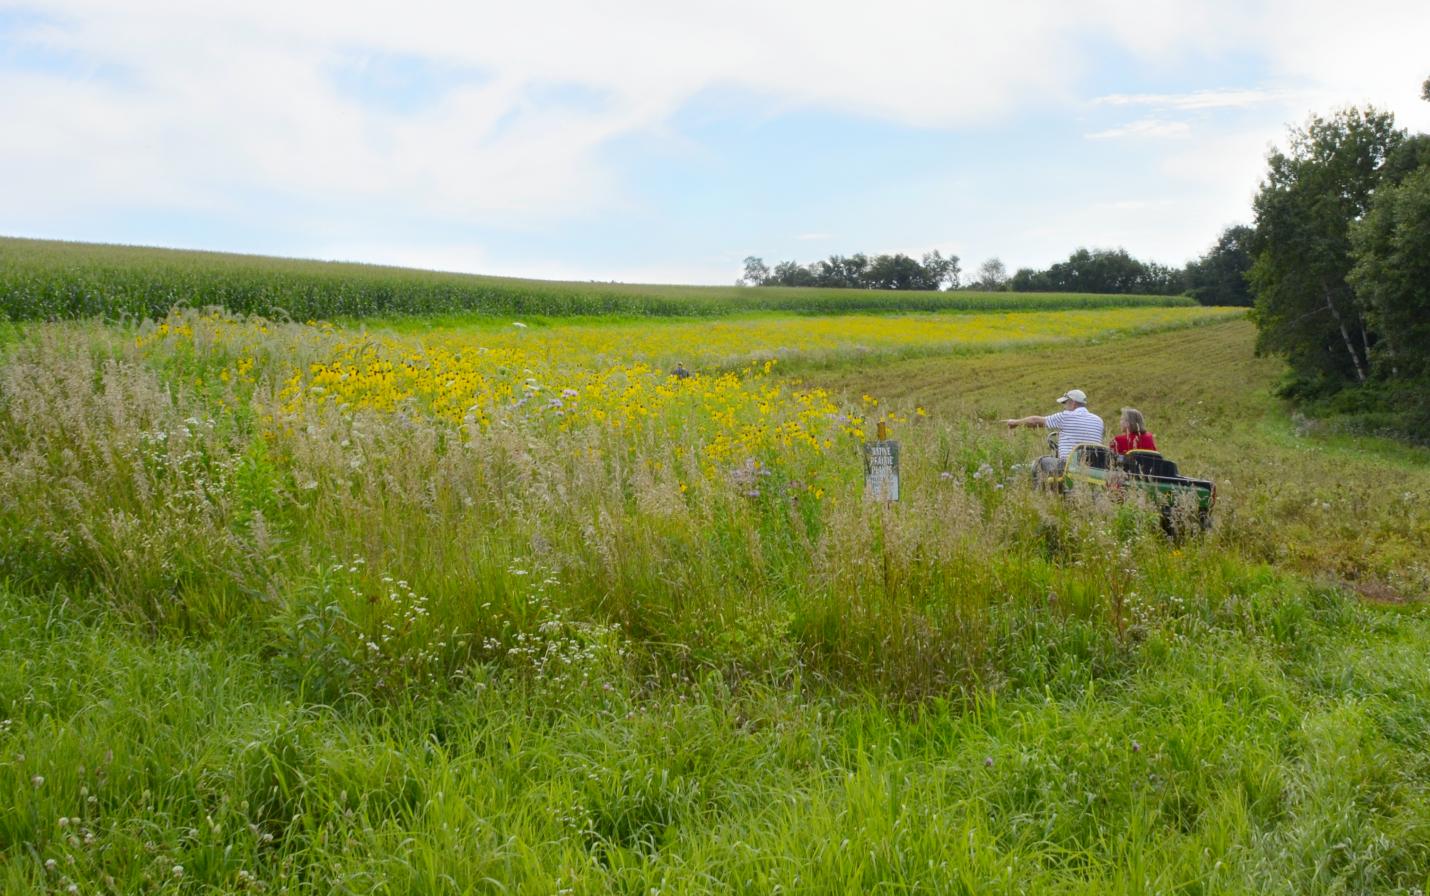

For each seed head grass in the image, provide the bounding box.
[1,309,1428,892]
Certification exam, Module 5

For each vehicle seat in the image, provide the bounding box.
[1122,449,1179,478]
[1077,444,1113,470]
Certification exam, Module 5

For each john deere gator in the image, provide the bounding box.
[1047,444,1217,533]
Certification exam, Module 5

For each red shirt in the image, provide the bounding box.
[1112,432,1157,453]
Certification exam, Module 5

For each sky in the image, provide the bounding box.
[2,1,1428,285]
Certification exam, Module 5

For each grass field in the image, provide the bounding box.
[0,237,1196,322]
[2,304,1428,893]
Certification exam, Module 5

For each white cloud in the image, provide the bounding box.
[1086,119,1192,140]
[1093,88,1300,111]
[0,0,1105,233]
[2,0,1429,279]
[1258,0,1430,128]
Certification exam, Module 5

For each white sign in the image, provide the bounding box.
[864,440,900,501]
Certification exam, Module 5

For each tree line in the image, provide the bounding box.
[1244,78,1430,437]
[741,76,1429,437]
[740,251,961,291]
[741,234,1254,305]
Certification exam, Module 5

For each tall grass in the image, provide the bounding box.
[4,577,1427,893]
[1,236,1197,322]
[809,317,1430,596]
[2,313,1428,891]
[0,316,1291,698]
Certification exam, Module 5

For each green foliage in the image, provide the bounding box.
[742,250,961,290]
[5,572,1430,892]
[1185,224,1255,306]
[1249,106,1403,387]
[1296,377,1430,445]
[1010,247,1186,295]
[970,256,1010,291]
[0,237,1192,322]
[1350,156,1430,382]
[1249,100,1430,438]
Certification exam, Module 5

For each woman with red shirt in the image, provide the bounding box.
[1111,407,1157,454]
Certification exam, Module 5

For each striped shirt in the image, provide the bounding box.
[1045,407,1105,458]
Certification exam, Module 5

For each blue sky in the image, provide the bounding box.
[2,1,1427,284]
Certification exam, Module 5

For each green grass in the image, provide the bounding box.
[807,318,1430,593]
[0,236,1196,322]
[2,312,1428,892]
[4,579,1427,894]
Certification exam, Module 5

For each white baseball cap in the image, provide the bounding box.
[1056,389,1087,404]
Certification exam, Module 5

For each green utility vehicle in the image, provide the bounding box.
[1047,443,1217,533]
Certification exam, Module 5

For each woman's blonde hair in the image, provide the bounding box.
[1119,407,1147,434]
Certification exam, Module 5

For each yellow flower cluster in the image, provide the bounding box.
[277,337,859,477]
[135,304,1231,491]
[138,311,873,490]
[419,306,1236,368]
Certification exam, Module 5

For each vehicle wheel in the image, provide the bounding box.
[1031,457,1063,492]
[1159,507,1177,538]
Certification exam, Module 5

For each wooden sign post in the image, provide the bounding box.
[864,420,900,502]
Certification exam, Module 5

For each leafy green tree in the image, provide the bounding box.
[1184,225,1254,306]
[1009,267,1050,292]
[865,253,925,289]
[770,260,818,287]
[1249,107,1403,389]
[812,254,869,287]
[744,249,953,291]
[921,250,961,290]
[1382,133,1430,183]
[1006,249,1181,295]
[1138,262,1186,295]
[1350,161,1430,380]
[1037,248,1176,294]
[973,257,1008,290]
[739,256,770,286]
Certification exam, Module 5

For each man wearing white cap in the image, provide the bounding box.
[1005,389,1105,481]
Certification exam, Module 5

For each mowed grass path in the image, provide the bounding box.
[809,317,1430,595]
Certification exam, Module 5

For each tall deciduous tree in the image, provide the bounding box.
[973,257,1008,290]
[1249,107,1403,389]
[865,253,926,290]
[739,256,770,286]
[1009,267,1050,292]
[920,250,961,290]
[1184,225,1254,306]
[742,251,956,290]
[1350,155,1430,380]
[771,260,817,287]
[1020,247,1183,295]
[812,254,869,287]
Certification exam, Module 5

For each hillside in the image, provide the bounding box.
[2,310,1427,892]
[0,236,1195,321]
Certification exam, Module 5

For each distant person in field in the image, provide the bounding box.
[672,362,692,380]
[1004,388,1105,481]
[1110,407,1157,454]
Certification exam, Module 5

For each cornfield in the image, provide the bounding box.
[0,236,1199,321]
